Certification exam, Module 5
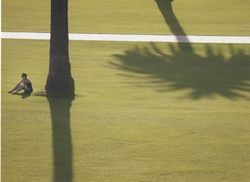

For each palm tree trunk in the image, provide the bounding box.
[46,0,74,95]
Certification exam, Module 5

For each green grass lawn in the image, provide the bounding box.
[2,0,250,181]
[2,0,250,35]
[2,39,250,181]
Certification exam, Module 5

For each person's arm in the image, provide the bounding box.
[8,80,23,93]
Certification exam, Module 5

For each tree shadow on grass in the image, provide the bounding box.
[11,92,32,99]
[47,95,74,182]
[110,0,250,99]
[30,91,75,182]
[111,43,250,99]
[34,91,74,181]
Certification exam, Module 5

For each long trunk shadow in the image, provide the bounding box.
[155,0,193,51]
[47,96,74,182]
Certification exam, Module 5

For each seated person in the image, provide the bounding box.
[8,73,33,94]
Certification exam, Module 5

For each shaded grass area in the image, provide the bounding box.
[2,0,250,35]
[2,39,250,182]
[111,43,250,99]
[47,96,74,182]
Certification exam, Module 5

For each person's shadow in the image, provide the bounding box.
[11,92,32,99]
[110,0,250,99]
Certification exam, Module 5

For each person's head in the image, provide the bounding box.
[21,73,27,80]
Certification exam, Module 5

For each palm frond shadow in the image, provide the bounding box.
[111,43,250,99]
[110,0,250,100]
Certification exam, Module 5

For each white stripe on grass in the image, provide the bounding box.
[2,32,250,44]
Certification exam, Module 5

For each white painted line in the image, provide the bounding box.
[2,32,250,44]
[2,32,50,40]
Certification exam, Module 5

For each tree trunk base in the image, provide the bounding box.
[46,74,75,96]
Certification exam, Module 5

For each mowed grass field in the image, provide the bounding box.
[2,0,250,35]
[2,0,250,182]
[2,40,250,182]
